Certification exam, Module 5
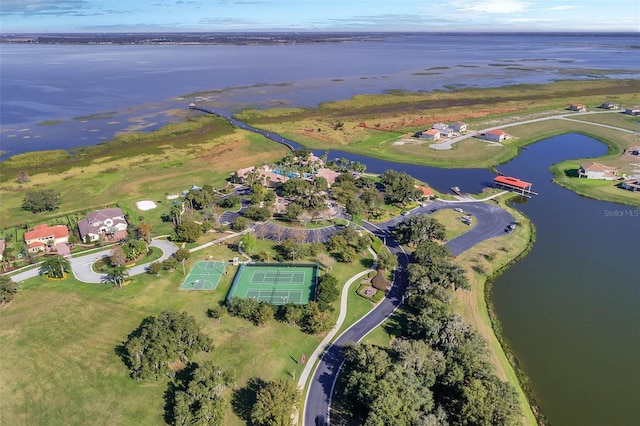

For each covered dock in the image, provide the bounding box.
[493,176,538,197]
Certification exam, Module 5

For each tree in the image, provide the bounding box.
[341,246,358,263]
[174,247,191,262]
[376,248,398,272]
[244,206,270,221]
[393,215,446,247]
[122,311,212,381]
[110,245,127,267]
[0,275,18,304]
[22,189,61,213]
[250,378,300,426]
[171,361,235,426]
[254,302,276,326]
[137,223,152,243]
[122,239,148,261]
[105,265,129,288]
[316,273,340,311]
[176,220,202,243]
[207,306,226,322]
[346,197,367,218]
[232,216,248,231]
[39,255,71,279]
[380,169,419,205]
[217,195,240,209]
[240,233,257,255]
[283,202,303,222]
[280,303,304,325]
[148,261,163,275]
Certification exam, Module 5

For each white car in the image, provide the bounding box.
[454,207,463,213]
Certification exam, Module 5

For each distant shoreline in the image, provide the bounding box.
[1,31,638,46]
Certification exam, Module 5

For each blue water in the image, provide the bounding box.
[1,32,639,158]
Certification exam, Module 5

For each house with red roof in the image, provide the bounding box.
[478,130,509,142]
[24,224,69,253]
[568,104,587,112]
[578,162,618,180]
[78,208,128,242]
[415,185,435,199]
[420,129,441,140]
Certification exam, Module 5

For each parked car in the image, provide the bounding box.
[454,207,463,213]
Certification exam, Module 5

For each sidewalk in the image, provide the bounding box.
[297,248,378,389]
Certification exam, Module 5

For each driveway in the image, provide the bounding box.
[70,239,178,283]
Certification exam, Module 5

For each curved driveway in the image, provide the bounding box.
[71,239,178,283]
[303,201,514,425]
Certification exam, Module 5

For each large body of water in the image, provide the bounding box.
[1,33,639,424]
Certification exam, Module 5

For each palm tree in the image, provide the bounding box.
[104,265,129,288]
[39,255,71,279]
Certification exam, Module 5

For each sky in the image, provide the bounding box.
[0,0,638,33]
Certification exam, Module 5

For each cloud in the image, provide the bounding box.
[549,5,581,11]
[452,0,529,14]
[0,0,89,16]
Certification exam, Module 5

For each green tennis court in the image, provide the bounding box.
[226,263,318,305]
[180,261,227,290]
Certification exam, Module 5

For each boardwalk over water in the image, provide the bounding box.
[189,104,296,151]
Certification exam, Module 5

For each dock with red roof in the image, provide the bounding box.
[493,175,538,197]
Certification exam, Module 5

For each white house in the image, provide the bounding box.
[0,239,4,260]
[450,121,467,132]
[431,123,455,137]
[478,130,509,142]
[578,162,618,180]
[568,104,587,112]
[420,129,441,140]
[78,208,128,242]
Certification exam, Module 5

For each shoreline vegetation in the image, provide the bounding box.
[1,79,638,425]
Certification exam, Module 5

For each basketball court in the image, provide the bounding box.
[180,261,227,290]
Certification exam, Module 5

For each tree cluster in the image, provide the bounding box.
[337,236,519,425]
[380,169,421,205]
[167,361,235,426]
[121,311,212,381]
[325,226,371,263]
[38,255,71,279]
[21,189,61,213]
[250,378,300,426]
[315,273,340,311]
[393,214,446,247]
[226,297,277,326]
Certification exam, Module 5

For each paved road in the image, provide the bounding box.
[8,239,178,284]
[303,201,514,425]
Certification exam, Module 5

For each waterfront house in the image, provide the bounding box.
[415,185,435,199]
[78,208,128,242]
[620,178,640,192]
[625,107,640,116]
[315,168,341,187]
[450,121,467,132]
[477,129,509,142]
[568,104,587,112]
[24,224,69,253]
[578,162,618,180]
[420,129,441,140]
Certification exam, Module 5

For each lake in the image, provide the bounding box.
[1,33,639,424]
[2,32,639,158]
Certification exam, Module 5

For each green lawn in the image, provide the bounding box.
[0,236,373,426]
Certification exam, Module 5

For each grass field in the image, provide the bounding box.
[0,237,372,425]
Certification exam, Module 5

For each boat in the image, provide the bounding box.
[451,186,464,196]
